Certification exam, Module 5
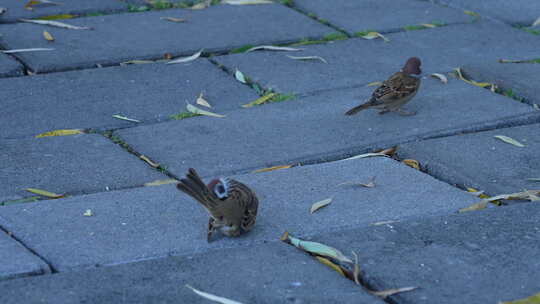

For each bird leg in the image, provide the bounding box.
[378,109,390,115]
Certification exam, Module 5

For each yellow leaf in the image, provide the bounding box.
[196,93,212,108]
[253,165,292,173]
[35,129,83,138]
[372,287,418,298]
[361,32,389,42]
[160,17,186,23]
[466,187,489,199]
[38,14,76,20]
[453,68,494,88]
[25,188,64,198]
[186,103,225,118]
[139,155,160,168]
[500,291,540,304]
[242,93,277,108]
[315,256,346,277]
[464,10,480,17]
[459,201,488,213]
[430,73,448,84]
[310,198,332,214]
[494,135,525,147]
[421,23,437,28]
[144,179,178,187]
[43,30,54,41]
[402,159,420,170]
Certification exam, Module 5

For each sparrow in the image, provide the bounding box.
[177,168,259,242]
[345,57,422,116]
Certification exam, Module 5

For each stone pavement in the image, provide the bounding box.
[1,0,539,303]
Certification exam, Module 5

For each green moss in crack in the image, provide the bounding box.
[127,4,151,12]
[403,24,425,31]
[230,44,255,54]
[499,88,526,103]
[522,28,540,35]
[280,0,294,7]
[269,93,296,103]
[323,32,348,41]
[354,29,376,37]
[170,112,201,120]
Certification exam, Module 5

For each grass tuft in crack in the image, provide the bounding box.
[170,112,201,120]
[291,32,348,46]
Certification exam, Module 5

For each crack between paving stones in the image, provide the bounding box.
[0,224,58,274]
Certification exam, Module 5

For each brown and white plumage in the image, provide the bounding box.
[346,57,422,116]
[177,168,258,242]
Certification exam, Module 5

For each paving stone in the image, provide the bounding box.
[0,4,332,73]
[0,53,24,78]
[294,0,471,35]
[115,77,539,179]
[0,241,384,304]
[398,124,540,196]
[463,62,540,106]
[0,60,258,139]
[435,0,540,25]
[0,157,478,271]
[313,203,540,304]
[215,21,540,95]
[0,231,50,281]
[0,0,133,24]
[0,134,163,203]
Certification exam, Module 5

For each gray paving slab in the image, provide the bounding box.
[214,21,540,95]
[0,241,383,304]
[435,0,540,25]
[398,124,540,196]
[0,53,24,78]
[0,60,258,139]
[0,134,163,203]
[0,230,50,281]
[294,0,471,35]
[0,0,133,23]
[463,62,540,106]
[313,203,540,304]
[0,157,479,271]
[115,77,539,179]
[0,4,332,73]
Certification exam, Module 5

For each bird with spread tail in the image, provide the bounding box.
[345,57,422,116]
[177,168,259,242]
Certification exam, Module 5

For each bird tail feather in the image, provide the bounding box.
[177,168,216,209]
[345,103,370,115]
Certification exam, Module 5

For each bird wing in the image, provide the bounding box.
[220,179,258,231]
[371,72,419,105]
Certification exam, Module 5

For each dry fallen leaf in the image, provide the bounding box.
[458,201,488,213]
[196,93,212,108]
[315,256,346,277]
[185,285,244,304]
[367,81,383,87]
[234,69,247,83]
[43,30,54,41]
[338,176,376,188]
[421,23,437,28]
[112,114,140,123]
[464,10,480,17]
[453,67,494,89]
[19,19,92,30]
[351,251,361,285]
[286,55,327,64]
[360,32,389,42]
[186,103,225,118]
[500,291,540,304]
[253,165,292,173]
[25,188,64,198]
[2,48,54,54]
[532,17,540,27]
[25,0,61,10]
[343,152,389,161]
[222,0,273,5]
[494,135,525,147]
[160,17,186,23]
[140,155,160,168]
[402,159,420,170]
[167,49,203,64]
[144,179,178,187]
[37,14,76,20]
[430,73,448,84]
[370,220,398,226]
[246,45,302,53]
[281,231,353,264]
[310,198,332,214]
[35,129,83,138]
[372,287,418,298]
[83,209,93,217]
[377,146,398,157]
[242,93,277,108]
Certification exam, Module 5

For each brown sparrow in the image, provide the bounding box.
[345,57,422,116]
[177,168,259,242]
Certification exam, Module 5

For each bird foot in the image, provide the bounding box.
[378,109,390,115]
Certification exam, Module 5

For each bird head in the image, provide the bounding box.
[402,57,422,75]
[208,178,230,199]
